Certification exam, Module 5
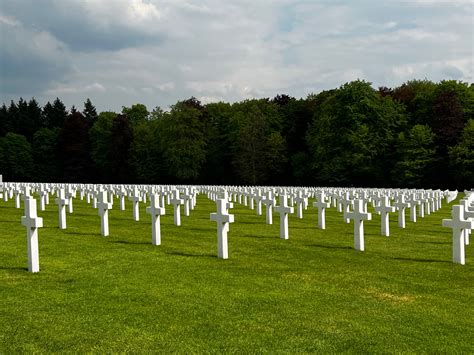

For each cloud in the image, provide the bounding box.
[0,0,472,112]
[45,82,106,96]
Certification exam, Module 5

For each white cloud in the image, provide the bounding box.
[0,13,21,26]
[45,82,105,95]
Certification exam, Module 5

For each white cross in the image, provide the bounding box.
[182,188,192,217]
[66,185,74,213]
[55,188,69,229]
[254,190,263,215]
[128,187,142,221]
[262,191,275,225]
[116,186,126,211]
[460,199,474,246]
[313,191,330,229]
[407,194,420,222]
[170,189,184,226]
[275,194,294,240]
[249,189,255,210]
[97,190,112,236]
[393,195,411,228]
[14,187,21,209]
[294,190,305,219]
[39,185,48,211]
[345,199,372,251]
[210,198,234,259]
[418,194,428,218]
[442,205,474,265]
[374,196,395,236]
[21,196,43,272]
[146,194,165,245]
[341,192,353,223]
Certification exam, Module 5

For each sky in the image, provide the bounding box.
[0,0,472,113]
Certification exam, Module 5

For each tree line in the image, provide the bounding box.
[0,79,473,189]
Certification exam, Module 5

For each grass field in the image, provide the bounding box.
[1,193,473,352]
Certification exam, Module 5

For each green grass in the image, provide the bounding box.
[1,193,473,352]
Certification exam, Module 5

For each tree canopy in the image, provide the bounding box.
[0,80,472,189]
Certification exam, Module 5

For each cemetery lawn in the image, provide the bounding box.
[1,195,473,352]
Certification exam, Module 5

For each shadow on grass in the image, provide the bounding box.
[393,257,451,263]
[165,251,215,258]
[0,266,28,271]
[241,234,277,239]
[234,220,263,225]
[187,227,213,233]
[416,240,450,245]
[306,243,353,251]
[63,231,101,237]
[110,240,151,245]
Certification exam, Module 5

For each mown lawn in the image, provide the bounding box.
[0,193,473,352]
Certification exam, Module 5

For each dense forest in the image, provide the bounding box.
[0,80,473,189]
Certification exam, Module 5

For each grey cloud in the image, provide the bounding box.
[1,0,165,52]
[0,21,71,97]
[0,0,472,112]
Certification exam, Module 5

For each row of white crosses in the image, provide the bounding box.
[2,182,203,272]
[0,180,467,272]
[204,185,462,257]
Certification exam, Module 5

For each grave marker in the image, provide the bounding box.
[21,196,43,272]
[146,194,165,245]
[345,199,372,251]
[442,205,474,265]
[210,198,234,259]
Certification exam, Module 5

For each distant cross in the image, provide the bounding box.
[21,196,43,272]
[442,205,474,265]
[345,199,372,251]
[210,198,234,259]
[146,194,165,246]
